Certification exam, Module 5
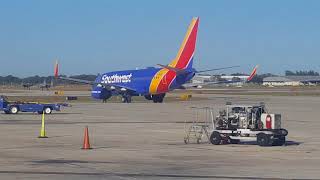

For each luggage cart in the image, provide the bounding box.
[184,107,214,144]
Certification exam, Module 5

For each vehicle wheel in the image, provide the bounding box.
[272,136,286,146]
[10,106,18,114]
[184,138,189,144]
[280,129,288,136]
[210,131,222,145]
[44,107,52,114]
[229,138,240,144]
[257,133,271,146]
[197,138,201,144]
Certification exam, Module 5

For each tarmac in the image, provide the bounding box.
[0,91,320,179]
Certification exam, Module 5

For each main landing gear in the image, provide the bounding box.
[151,93,165,103]
[144,94,165,103]
[122,93,166,103]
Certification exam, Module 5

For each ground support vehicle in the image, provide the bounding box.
[0,96,68,114]
[209,103,288,146]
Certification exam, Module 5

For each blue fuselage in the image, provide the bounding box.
[91,67,195,99]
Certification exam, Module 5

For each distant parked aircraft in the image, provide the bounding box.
[22,83,33,90]
[39,79,51,91]
[183,65,258,88]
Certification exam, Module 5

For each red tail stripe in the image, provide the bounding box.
[175,19,199,69]
[247,68,257,81]
[54,62,59,78]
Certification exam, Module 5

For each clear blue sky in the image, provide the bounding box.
[1,0,319,77]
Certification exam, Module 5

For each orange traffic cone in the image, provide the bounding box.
[82,126,92,150]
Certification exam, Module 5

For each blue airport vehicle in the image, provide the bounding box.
[0,96,67,114]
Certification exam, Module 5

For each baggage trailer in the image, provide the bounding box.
[209,102,288,146]
[0,96,67,114]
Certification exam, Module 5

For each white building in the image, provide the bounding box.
[220,75,249,81]
[263,76,320,86]
[191,75,212,83]
[191,74,249,86]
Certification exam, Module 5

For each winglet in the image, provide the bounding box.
[247,65,258,81]
[54,60,59,78]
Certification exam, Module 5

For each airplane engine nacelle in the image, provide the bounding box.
[91,86,112,100]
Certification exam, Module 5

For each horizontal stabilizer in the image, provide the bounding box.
[157,64,187,74]
[196,65,240,73]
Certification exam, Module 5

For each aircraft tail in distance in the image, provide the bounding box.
[168,17,199,70]
[54,60,59,78]
[247,65,258,81]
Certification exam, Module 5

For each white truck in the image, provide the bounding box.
[210,103,288,146]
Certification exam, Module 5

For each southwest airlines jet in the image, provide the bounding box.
[55,17,257,103]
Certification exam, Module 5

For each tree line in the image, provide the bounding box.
[0,74,97,85]
[285,70,319,76]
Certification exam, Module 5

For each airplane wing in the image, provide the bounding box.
[157,64,186,74]
[58,76,137,93]
[157,64,240,74]
[195,66,240,73]
[54,62,96,84]
[183,65,259,88]
[54,61,137,93]
[181,80,241,88]
[58,76,95,85]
